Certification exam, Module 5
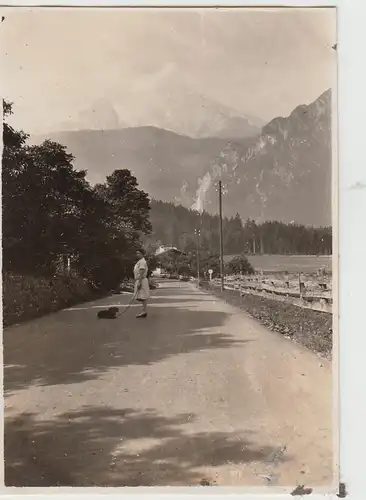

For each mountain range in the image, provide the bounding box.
[32,89,332,227]
[192,89,332,226]
[52,92,263,139]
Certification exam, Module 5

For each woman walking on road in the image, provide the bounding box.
[134,249,150,318]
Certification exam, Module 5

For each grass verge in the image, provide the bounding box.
[200,281,332,360]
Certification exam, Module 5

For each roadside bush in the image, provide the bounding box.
[3,273,96,327]
[225,254,255,275]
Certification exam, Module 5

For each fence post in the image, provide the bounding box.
[285,270,289,288]
[239,266,243,297]
[299,272,305,298]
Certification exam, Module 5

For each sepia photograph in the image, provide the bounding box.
[1,6,337,491]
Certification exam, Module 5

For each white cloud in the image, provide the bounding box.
[1,7,336,135]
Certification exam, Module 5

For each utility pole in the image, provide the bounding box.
[218,180,224,292]
[239,262,243,297]
[195,228,201,287]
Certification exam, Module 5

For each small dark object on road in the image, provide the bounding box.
[291,485,313,496]
[199,478,211,486]
[97,307,119,319]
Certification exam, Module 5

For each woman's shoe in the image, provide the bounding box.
[136,312,147,318]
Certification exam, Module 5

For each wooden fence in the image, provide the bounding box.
[210,274,333,314]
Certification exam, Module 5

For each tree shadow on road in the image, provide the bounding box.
[4,291,253,392]
[5,406,290,487]
[148,297,213,304]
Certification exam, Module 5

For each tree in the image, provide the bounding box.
[2,102,153,290]
[145,253,159,277]
[157,250,186,275]
[225,254,254,275]
[200,251,221,277]
[3,102,92,274]
[96,169,151,234]
[81,169,153,288]
[148,200,332,257]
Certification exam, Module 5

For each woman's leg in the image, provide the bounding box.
[136,279,149,317]
[136,299,147,317]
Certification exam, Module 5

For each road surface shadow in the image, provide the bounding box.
[5,406,290,487]
[148,297,213,304]
[4,287,252,392]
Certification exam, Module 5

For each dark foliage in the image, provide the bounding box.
[156,249,222,278]
[149,200,332,256]
[3,273,99,327]
[2,100,151,291]
[225,254,255,275]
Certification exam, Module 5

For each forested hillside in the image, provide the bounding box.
[148,200,332,256]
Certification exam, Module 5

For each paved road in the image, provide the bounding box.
[4,281,333,488]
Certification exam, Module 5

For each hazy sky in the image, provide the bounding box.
[1,7,336,135]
